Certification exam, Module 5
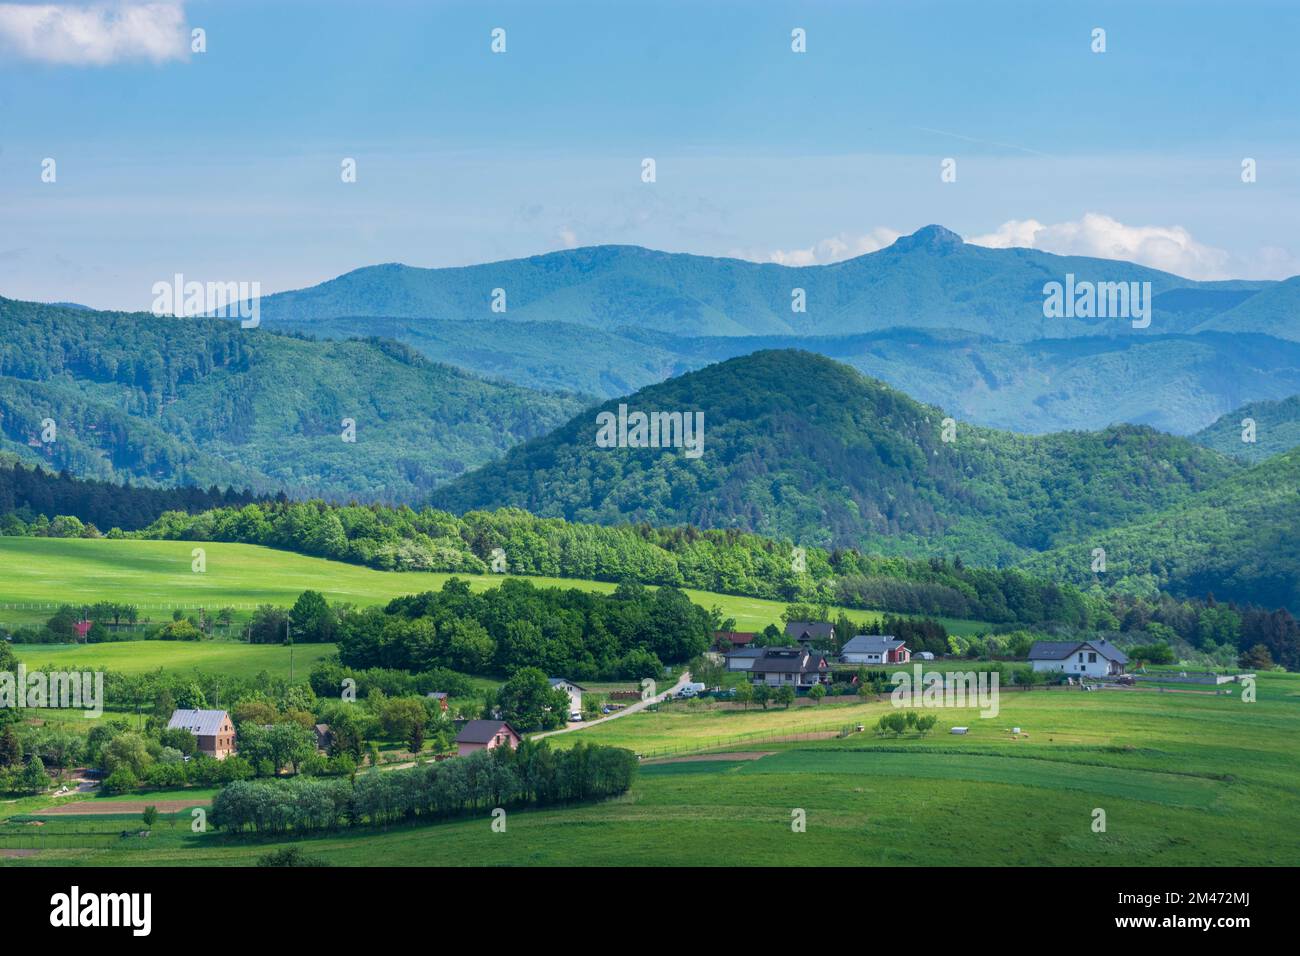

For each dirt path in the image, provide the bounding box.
[40,798,209,815]
[533,671,692,739]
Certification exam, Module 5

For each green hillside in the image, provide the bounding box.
[432,349,1241,565]
[0,297,585,501]
[1021,449,1300,609]
[1193,394,1300,462]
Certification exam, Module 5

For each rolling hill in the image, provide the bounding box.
[0,297,587,502]
[1022,448,1300,610]
[1193,395,1300,462]
[431,349,1241,565]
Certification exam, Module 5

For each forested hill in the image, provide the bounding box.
[0,297,586,502]
[1021,448,1300,610]
[1194,394,1300,462]
[431,349,1241,566]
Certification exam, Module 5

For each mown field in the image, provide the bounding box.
[5,673,1296,867]
[9,641,336,681]
[0,536,989,634]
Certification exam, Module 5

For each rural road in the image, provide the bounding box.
[532,671,692,740]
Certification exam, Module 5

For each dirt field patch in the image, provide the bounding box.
[40,798,210,815]
[0,849,40,857]
[650,751,776,764]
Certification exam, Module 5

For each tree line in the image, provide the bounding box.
[211,740,637,835]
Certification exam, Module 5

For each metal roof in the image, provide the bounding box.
[166,709,230,736]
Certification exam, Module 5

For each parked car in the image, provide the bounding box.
[569,712,583,722]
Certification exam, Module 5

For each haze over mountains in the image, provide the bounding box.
[251,226,1300,435]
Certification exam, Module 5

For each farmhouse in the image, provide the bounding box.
[784,621,835,648]
[167,708,236,759]
[749,647,830,687]
[1028,639,1128,677]
[840,635,910,665]
[548,678,586,715]
[455,719,522,756]
[712,630,758,651]
[724,647,766,672]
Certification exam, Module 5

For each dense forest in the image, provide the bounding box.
[0,297,585,501]
[431,350,1241,564]
[332,577,714,682]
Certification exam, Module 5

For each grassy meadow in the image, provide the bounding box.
[4,672,1296,867]
[0,536,989,634]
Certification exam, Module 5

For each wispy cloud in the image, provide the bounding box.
[0,1,188,66]
[736,228,902,267]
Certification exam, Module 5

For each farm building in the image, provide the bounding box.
[1027,640,1128,677]
[167,709,236,760]
[748,647,830,687]
[314,723,332,752]
[548,678,586,715]
[784,621,835,648]
[840,635,910,665]
[455,719,522,756]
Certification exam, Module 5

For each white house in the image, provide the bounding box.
[549,678,586,715]
[1027,640,1128,677]
[840,635,910,665]
[748,647,830,688]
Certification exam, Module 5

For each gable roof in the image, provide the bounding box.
[548,677,587,691]
[749,648,828,674]
[1028,640,1129,664]
[784,622,834,640]
[724,647,766,659]
[455,719,521,744]
[166,709,231,736]
[713,631,758,646]
[841,635,904,654]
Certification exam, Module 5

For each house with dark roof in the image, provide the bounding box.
[724,647,766,672]
[784,622,835,648]
[840,635,910,665]
[167,709,236,760]
[314,723,332,753]
[455,719,522,756]
[712,631,758,651]
[749,647,830,688]
[1028,639,1128,677]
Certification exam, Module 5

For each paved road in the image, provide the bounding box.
[532,671,692,740]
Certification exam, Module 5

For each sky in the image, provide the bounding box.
[0,0,1297,310]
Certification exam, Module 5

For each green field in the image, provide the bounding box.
[0,536,989,635]
[5,673,1297,867]
[9,641,336,681]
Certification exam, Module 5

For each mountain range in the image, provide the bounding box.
[248,226,1300,435]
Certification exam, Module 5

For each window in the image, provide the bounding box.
[1088,653,1097,663]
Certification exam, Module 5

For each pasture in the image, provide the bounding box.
[6,672,1296,867]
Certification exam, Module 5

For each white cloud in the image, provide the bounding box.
[740,228,902,267]
[557,227,579,249]
[967,213,1234,279]
[0,1,188,66]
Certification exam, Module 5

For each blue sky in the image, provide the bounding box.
[1,0,1297,309]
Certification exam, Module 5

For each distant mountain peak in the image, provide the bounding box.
[890,224,964,253]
